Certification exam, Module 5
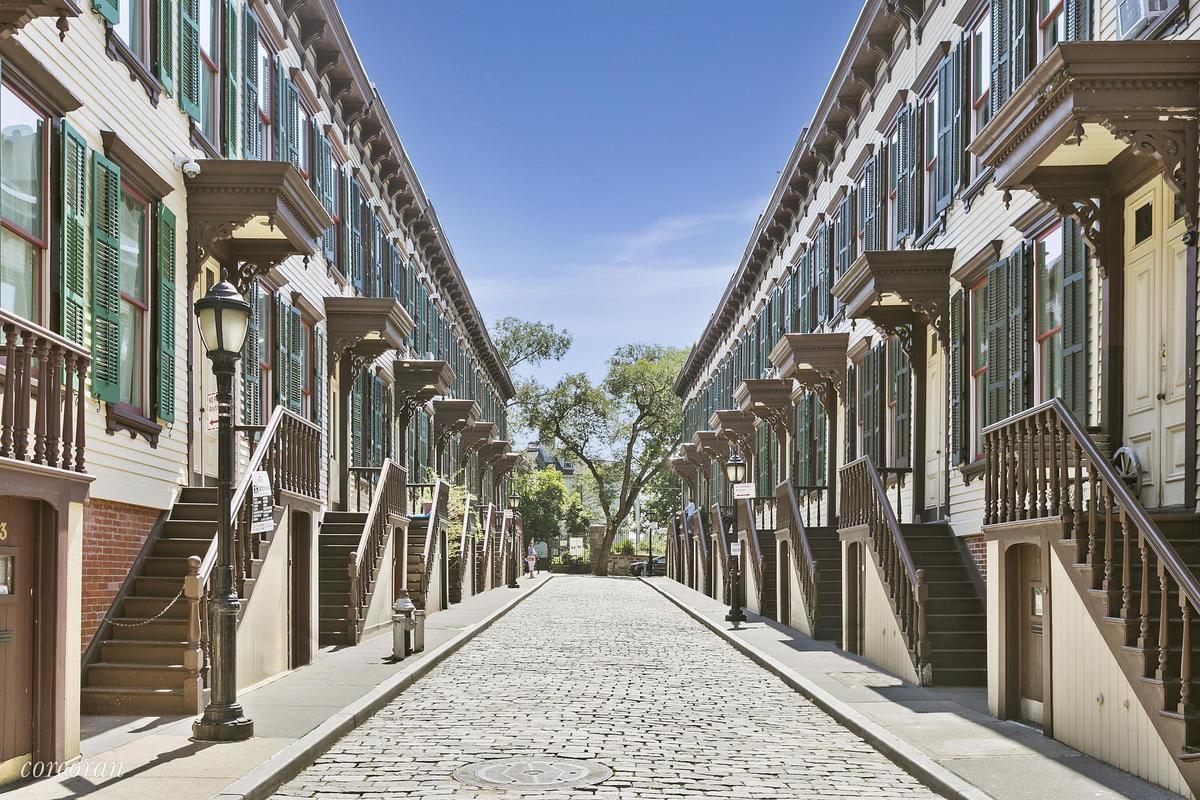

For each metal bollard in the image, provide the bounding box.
[392,593,417,660]
[411,609,427,653]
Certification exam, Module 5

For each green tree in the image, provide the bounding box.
[512,466,569,546]
[640,468,682,531]
[562,492,591,535]
[493,317,573,373]
[524,343,687,575]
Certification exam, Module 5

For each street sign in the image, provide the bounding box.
[249,471,273,534]
[569,537,584,557]
[205,392,218,432]
[729,541,742,557]
[732,482,755,500]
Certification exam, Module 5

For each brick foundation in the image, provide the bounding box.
[81,498,161,653]
[962,533,987,580]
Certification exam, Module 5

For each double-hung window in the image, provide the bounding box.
[256,33,272,157]
[1035,223,1065,401]
[115,0,148,61]
[1038,0,1065,59]
[887,127,900,248]
[198,0,219,143]
[0,84,46,325]
[923,91,938,224]
[970,14,991,177]
[118,188,150,412]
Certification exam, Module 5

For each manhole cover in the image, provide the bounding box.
[454,757,612,793]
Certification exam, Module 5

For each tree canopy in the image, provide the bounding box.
[511,465,569,545]
[493,317,573,372]
[523,343,686,574]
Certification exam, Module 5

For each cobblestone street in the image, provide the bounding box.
[274,577,940,799]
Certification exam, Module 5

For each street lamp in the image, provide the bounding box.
[507,493,521,588]
[723,449,747,626]
[192,281,253,742]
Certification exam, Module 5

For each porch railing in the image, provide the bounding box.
[0,309,90,473]
[778,480,820,633]
[791,484,827,529]
[408,482,436,515]
[737,497,765,595]
[192,405,321,687]
[710,503,731,581]
[688,507,709,584]
[840,455,928,674]
[346,458,405,641]
[750,494,777,532]
[983,398,1200,723]
[419,480,450,597]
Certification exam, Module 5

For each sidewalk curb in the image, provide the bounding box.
[640,577,995,800]
[214,577,553,800]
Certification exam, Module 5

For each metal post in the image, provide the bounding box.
[193,353,253,741]
[507,516,520,588]
[726,552,745,626]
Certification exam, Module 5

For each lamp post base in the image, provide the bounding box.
[192,703,255,742]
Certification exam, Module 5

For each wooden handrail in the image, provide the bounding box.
[840,454,927,676]
[738,497,765,592]
[346,459,405,640]
[417,480,450,596]
[779,480,821,634]
[710,503,731,576]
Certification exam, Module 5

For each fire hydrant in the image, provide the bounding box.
[412,609,426,653]
[392,591,416,660]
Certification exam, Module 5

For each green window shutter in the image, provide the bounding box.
[1066,0,1091,41]
[222,0,238,158]
[798,250,811,333]
[845,363,857,462]
[382,383,392,462]
[155,205,177,423]
[178,0,201,122]
[1062,219,1089,421]
[61,123,88,347]
[370,214,383,297]
[890,338,911,469]
[241,281,261,424]
[951,38,966,193]
[390,244,402,302]
[273,290,288,408]
[272,58,285,160]
[985,256,1010,426]
[1010,0,1031,93]
[862,155,877,252]
[156,0,175,95]
[242,7,263,159]
[935,56,953,214]
[908,104,924,236]
[285,77,301,168]
[797,394,811,485]
[895,106,912,241]
[371,375,383,466]
[348,178,363,292]
[1007,244,1030,417]
[318,128,336,260]
[989,0,1011,118]
[351,373,363,467]
[782,273,793,333]
[90,151,122,404]
[817,223,831,323]
[288,304,303,413]
[313,327,324,426]
[93,0,119,25]
[874,145,888,247]
[949,289,966,465]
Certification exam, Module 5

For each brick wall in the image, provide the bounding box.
[963,533,987,580]
[81,499,161,653]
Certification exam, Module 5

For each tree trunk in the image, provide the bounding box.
[590,522,617,576]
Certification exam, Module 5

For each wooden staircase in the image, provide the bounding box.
[740,496,777,620]
[406,515,430,608]
[317,510,368,646]
[778,482,843,643]
[81,486,280,714]
[984,398,1200,795]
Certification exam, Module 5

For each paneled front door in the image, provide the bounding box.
[1017,544,1044,726]
[1124,177,1189,508]
[0,497,38,778]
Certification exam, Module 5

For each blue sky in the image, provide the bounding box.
[340,1,862,385]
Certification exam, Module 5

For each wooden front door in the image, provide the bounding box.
[0,498,38,774]
[924,327,945,516]
[1014,544,1045,725]
[289,512,311,668]
[1124,177,1189,508]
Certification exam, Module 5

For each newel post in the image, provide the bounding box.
[183,555,204,713]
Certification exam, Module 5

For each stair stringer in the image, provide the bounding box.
[738,527,763,616]
[359,517,406,637]
[1049,538,1197,798]
[235,506,292,690]
[840,525,921,685]
[774,527,814,638]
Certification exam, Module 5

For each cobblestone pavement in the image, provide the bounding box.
[274,577,940,799]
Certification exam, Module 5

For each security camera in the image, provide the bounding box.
[175,155,201,179]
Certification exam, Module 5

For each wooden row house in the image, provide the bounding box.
[0,0,518,786]
[670,0,1200,795]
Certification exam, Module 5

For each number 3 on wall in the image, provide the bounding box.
[0,522,8,541]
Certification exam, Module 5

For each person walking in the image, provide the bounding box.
[526,543,538,578]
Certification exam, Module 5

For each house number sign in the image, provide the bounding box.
[249,471,273,535]
[0,521,8,540]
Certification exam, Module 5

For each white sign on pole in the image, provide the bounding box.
[205,392,219,432]
[732,482,755,500]
[729,541,742,557]
[569,537,584,557]
[249,471,273,534]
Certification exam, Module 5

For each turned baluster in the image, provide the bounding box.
[73,358,87,472]
[1180,594,1193,716]
[0,322,15,458]
[984,434,994,525]
[1087,470,1098,570]
[12,331,31,460]
[31,337,49,465]
[1139,531,1151,644]
[1048,417,1061,516]
[1014,422,1026,520]
[1005,427,1016,522]
[1072,442,1084,534]
[1035,414,1048,518]
[1103,486,1114,594]
[44,344,63,469]
[1120,510,1132,619]
[60,352,76,472]
[1058,419,1070,524]
[1158,565,1170,682]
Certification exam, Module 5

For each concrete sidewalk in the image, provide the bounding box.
[645,577,1184,800]
[5,575,549,800]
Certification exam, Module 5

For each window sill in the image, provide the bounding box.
[104,26,161,107]
[189,122,221,160]
[105,402,162,447]
[957,457,985,485]
[914,214,946,249]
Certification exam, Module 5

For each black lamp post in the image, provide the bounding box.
[192,281,254,742]
[724,450,747,626]
[507,493,521,588]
